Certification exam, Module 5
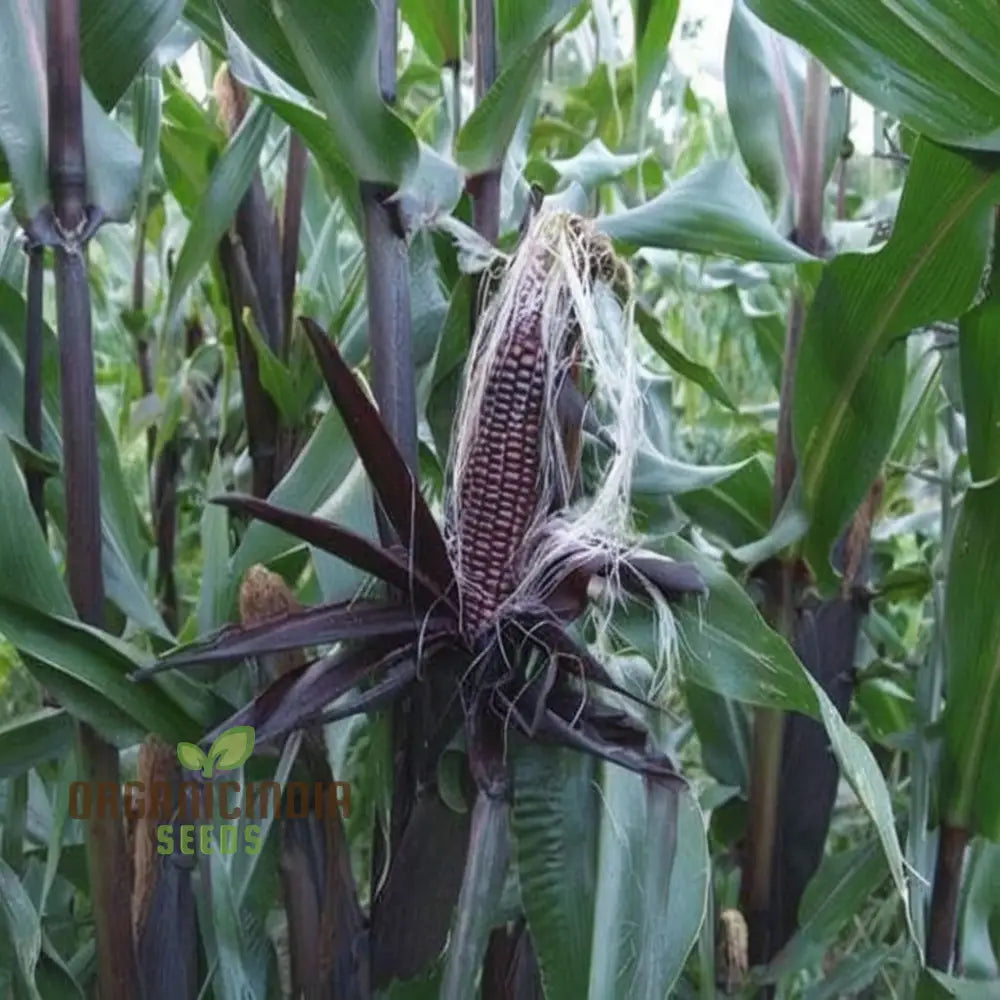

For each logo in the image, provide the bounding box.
[69,725,352,858]
[176,724,255,777]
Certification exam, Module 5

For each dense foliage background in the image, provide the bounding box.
[1,1,1000,998]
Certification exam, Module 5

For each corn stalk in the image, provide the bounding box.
[46,0,138,995]
[471,0,500,243]
[215,70,284,498]
[22,244,46,529]
[744,56,829,969]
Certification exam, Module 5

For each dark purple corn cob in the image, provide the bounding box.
[446,214,622,637]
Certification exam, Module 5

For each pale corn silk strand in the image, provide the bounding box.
[444,210,679,693]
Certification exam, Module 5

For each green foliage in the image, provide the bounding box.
[0,0,999,996]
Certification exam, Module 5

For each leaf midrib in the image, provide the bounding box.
[804,170,995,502]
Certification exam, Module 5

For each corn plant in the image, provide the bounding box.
[2,1,1000,999]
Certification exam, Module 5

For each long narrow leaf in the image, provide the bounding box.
[314,658,419,727]
[213,492,452,610]
[140,601,447,675]
[301,317,457,596]
[440,792,511,1000]
[254,643,424,743]
[162,101,271,338]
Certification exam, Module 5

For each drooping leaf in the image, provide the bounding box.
[545,138,647,192]
[762,841,889,982]
[675,454,774,551]
[794,139,1000,586]
[597,159,815,263]
[747,0,1000,152]
[633,537,916,946]
[301,317,457,597]
[213,493,449,607]
[636,304,737,410]
[0,595,198,745]
[223,23,364,227]
[218,0,313,94]
[632,450,753,497]
[142,600,444,675]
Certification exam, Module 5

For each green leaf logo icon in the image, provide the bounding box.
[176,726,255,778]
[208,726,255,772]
[177,742,207,772]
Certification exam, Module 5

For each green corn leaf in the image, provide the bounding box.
[747,0,1000,152]
[620,537,918,951]
[0,0,141,226]
[597,159,815,264]
[940,295,1000,838]
[271,0,419,185]
[0,859,43,1000]
[162,100,271,339]
[793,139,1000,589]
[81,0,183,110]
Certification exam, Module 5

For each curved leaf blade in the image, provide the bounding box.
[219,0,314,94]
[597,159,814,263]
[794,139,1000,584]
[213,493,449,608]
[301,317,457,597]
[647,537,917,949]
[0,595,199,745]
[747,0,1000,151]
[142,600,441,674]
